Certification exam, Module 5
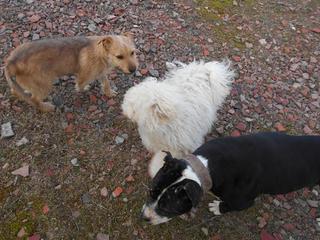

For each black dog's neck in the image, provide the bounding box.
[184,154,212,191]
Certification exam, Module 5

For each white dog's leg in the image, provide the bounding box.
[209,200,222,215]
[148,151,166,178]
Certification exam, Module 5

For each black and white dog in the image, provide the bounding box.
[141,132,320,225]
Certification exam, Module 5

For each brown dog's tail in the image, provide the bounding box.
[4,64,35,107]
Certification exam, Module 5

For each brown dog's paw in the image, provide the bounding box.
[104,88,117,97]
[40,102,56,112]
[75,83,90,92]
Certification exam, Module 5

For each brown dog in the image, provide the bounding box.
[4,33,138,112]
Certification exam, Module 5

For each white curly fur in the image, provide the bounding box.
[122,60,235,176]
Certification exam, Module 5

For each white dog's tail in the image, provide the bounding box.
[205,60,235,107]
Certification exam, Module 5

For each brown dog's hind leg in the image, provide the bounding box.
[21,75,55,112]
[30,95,55,112]
[11,88,20,98]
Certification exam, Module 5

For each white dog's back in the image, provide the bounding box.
[122,60,235,175]
[165,61,234,107]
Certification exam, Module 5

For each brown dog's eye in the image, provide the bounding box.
[116,55,124,60]
[131,51,135,56]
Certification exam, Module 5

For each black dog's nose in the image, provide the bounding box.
[129,65,137,73]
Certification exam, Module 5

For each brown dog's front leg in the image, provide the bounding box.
[101,78,116,97]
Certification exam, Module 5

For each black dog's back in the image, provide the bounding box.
[194,132,320,198]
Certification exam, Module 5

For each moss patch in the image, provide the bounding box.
[0,196,47,240]
[195,0,233,15]
[194,0,256,49]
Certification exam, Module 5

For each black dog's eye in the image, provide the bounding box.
[131,51,135,56]
[116,55,124,59]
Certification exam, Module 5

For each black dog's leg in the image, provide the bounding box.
[209,198,255,215]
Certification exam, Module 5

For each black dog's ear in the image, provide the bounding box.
[162,151,174,164]
[184,181,202,207]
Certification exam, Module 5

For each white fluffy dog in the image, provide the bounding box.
[122,60,235,177]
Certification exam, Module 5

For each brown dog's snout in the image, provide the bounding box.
[129,65,137,73]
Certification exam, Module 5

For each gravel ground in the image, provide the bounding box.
[0,0,319,239]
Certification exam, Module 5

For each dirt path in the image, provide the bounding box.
[1,0,319,239]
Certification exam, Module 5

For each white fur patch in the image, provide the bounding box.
[122,61,235,159]
[141,204,170,225]
[182,166,201,186]
[148,151,166,178]
[196,155,209,168]
[209,200,221,215]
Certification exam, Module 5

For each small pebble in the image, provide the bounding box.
[115,136,125,145]
[259,39,267,45]
[112,186,123,197]
[135,71,142,77]
[273,199,281,207]
[96,233,109,240]
[71,158,79,166]
[245,42,253,48]
[1,122,14,138]
[307,200,318,208]
[201,227,208,236]
[302,73,310,79]
[32,33,40,40]
[100,187,108,197]
[72,210,81,218]
[258,217,267,228]
[149,69,159,77]
[283,202,292,210]
[17,227,26,238]
[131,159,138,165]
[16,137,29,146]
[17,13,25,19]
[88,23,96,32]
[2,163,9,169]
[81,193,91,204]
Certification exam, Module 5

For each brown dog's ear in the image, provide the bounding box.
[100,36,113,50]
[122,32,134,40]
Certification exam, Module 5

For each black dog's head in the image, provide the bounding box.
[141,152,203,225]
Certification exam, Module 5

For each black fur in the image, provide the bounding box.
[194,132,320,213]
[146,132,320,221]
[147,157,202,218]
[149,155,187,201]
[155,179,201,218]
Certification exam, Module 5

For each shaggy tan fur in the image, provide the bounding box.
[4,33,138,112]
